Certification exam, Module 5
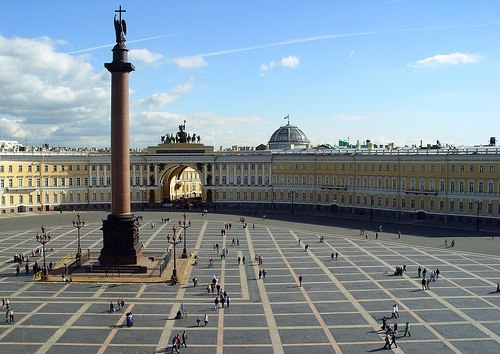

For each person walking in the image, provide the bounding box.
[298,275,303,287]
[391,304,397,318]
[421,277,426,290]
[181,331,188,348]
[394,304,399,318]
[8,308,14,323]
[404,321,411,337]
[390,333,398,348]
[417,266,422,278]
[171,335,180,353]
[204,313,209,326]
[383,333,391,349]
[214,297,219,310]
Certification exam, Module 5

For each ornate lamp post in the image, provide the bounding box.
[178,213,191,258]
[72,213,85,265]
[167,226,182,284]
[35,225,51,279]
[369,194,374,221]
[476,199,482,231]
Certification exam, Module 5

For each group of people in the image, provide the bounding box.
[393,264,407,276]
[170,331,188,353]
[381,307,411,350]
[109,299,125,313]
[418,266,440,290]
[3,298,14,323]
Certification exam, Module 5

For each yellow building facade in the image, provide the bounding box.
[1,124,499,228]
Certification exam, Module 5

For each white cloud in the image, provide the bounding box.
[172,56,207,69]
[137,93,178,109]
[0,35,110,146]
[129,48,164,64]
[259,55,300,75]
[280,56,300,68]
[414,52,481,68]
[136,79,195,109]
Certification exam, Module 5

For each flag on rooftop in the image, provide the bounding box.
[284,115,289,120]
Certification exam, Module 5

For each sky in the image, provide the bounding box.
[0,1,499,149]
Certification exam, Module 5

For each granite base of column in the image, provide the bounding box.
[99,214,142,265]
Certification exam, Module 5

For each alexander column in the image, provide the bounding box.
[99,6,142,265]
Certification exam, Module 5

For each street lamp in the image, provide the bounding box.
[178,213,191,258]
[369,194,374,221]
[167,226,182,284]
[35,225,51,279]
[139,187,146,211]
[290,190,294,214]
[72,213,85,265]
[476,199,482,231]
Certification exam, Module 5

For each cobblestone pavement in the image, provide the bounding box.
[0,211,499,353]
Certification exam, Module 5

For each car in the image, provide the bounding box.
[162,203,173,208]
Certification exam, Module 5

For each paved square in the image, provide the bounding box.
[0,211,499,353]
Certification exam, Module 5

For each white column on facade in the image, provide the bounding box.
[103,164,107,186]
[218,162,221,185]
[268,162,272,186]
[140,164,144,185]
[89,164,93,187]
[131,164,136,186]
[93,164,98,186]
[154,164,158,186]
[233,163,236,185]
[241,161,244,186]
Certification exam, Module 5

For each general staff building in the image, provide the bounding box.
[1,123,499,229]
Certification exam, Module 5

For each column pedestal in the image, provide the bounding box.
[99,214,142,265]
